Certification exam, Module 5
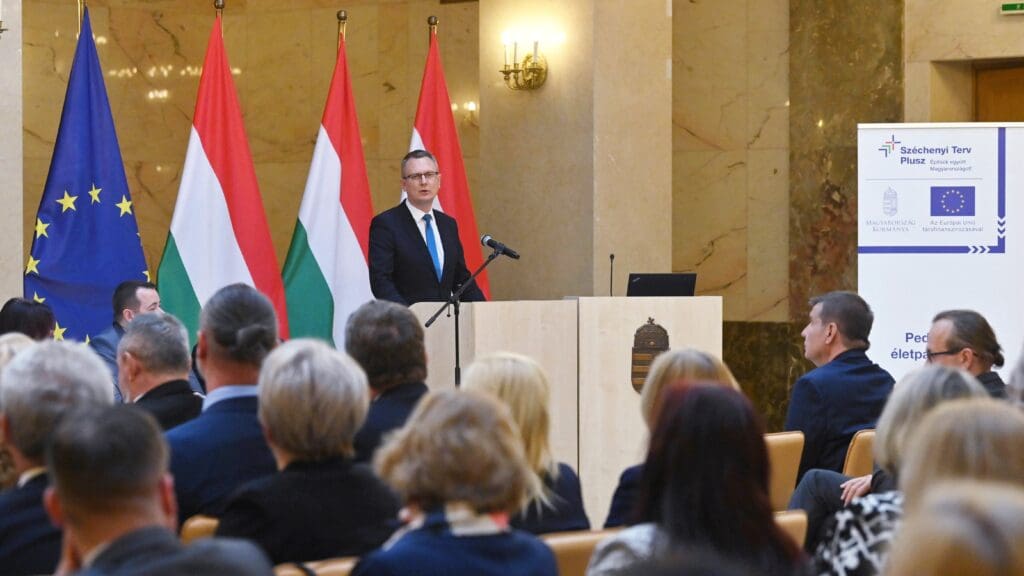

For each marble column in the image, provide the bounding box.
[0,0,22,300]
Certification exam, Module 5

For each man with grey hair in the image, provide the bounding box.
[0,342,113,575]
[118,312,203,430]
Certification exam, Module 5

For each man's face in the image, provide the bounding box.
[926,319,969,369]
[801,303,830,366]
[401,156,441,212]
[125,288,162,323]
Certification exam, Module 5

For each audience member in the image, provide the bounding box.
[44,406,274,575]
[587,384,805,576]
[926,309,1007,398]
[605,348,738,528]
[463,352,589,534]
[785,291,894,481]
[792,365,985,552]
[0,342,113,575]
[814,398,1024,576]
[345,300,429,463]
[0,333,35,490]
[353,390,557,576]
[0,297,55,340]
[217,339,400,564]
[885,482,1024,576]
[166,283,277,525]
[89,280,162,401]
[117,312,202,430]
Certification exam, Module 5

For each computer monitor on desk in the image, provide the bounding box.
[626,273,697,297]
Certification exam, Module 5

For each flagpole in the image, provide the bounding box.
[78,0,85,36]
[427,15,437,43]
[337,10,347,47]
[215,0,224,18]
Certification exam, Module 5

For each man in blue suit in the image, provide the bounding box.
[368,149,485,306]
[785,291,894,483]
[166,284,278,525]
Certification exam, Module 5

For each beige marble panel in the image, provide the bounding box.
[903,60,930,123]
[747,149,789,321]
[0,0,23,299]
[906,0,1024,63]
[929,61,974,122]
[747,26,789,150]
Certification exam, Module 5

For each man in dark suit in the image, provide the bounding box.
[785,291,894,482]
[368,149,486,305]
[89,280,162,402]
[0,341,114,575]
[165,284,278,525]
[118,312,202,430]
[44,405,273,575]
[926,309,1007,398]
[346,300,430,463]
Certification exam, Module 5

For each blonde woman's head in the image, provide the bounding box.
[640,348,739,428]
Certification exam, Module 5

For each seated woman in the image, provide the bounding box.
[216,339,400,564]
[587,383,805,576]
[604,348,739,528]
[353,390,557,576]
[463,352,589,534]
[814,396,1024,576]
[0,298,54,340]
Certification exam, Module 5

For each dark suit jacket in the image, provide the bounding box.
[784,349,895,481]
[166,395,276,525]
[977,371,1007,399]
[354,381,429,463]
[0,474,61,576]
[74,526,273,576]
[511,462,590,535]
[217,457,400,564]
[603,464,643,528]
[368,202,485,305]
[89,323,124,402]
[134,379,203,431]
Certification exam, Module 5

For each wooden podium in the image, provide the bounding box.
[410,296,722,526]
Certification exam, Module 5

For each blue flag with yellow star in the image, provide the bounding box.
[24,8,147,342]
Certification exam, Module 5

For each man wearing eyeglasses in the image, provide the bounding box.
[368,149,485,306]
[925,309,1006,398]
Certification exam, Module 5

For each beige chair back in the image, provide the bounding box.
[765,431,804,510]
[274,557,357,576]
[775,510,808,549]
[542,529,620,576]
[842,428,876,478]
[180,514,219,544]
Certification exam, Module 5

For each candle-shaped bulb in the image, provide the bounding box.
[533,40,538,63]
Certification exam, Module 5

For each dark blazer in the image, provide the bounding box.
[0,474,61,576]
[368,202,485,305]
[784,349,895,481]
[511,462,590,535]
[217,457,400,564]
[977,371,1007,399]
[89,323,124,402]
[166,395,276,525]
[134,379,203,431]
[354,381,429,464]
[74,525,273,576]
[603,464,643,528]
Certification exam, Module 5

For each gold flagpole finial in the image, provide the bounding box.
[337,10,348,44]
[214,0,225,17]
[427,15,438,41]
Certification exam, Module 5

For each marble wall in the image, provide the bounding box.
[0,0,22,300]
[22,0,480,278]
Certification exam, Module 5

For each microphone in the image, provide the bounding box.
[481,235,521,259]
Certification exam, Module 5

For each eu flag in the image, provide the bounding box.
[24,8,148,342]
[930,186,976,217]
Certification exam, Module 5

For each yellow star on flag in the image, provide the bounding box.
[115,195,133,217]
[32,292,45,303]
[53,322,66,341]
[88,183,102,204]
[143,270,152,282]
[56,190,78,213]
[85,335,91,345]
[35,218,50,239]
[25,255,40,275]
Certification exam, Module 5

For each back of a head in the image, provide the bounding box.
[886,482,1024,576]
[345,300,426,391]
[639,348,740,428]
[0,298,55,340]
[900,398,1024,510]
[809,291,873,348]
[462,352,553,476]
[118,312,190,375]
[374,389,530,515]
[200,284,278,366]
[259,339,369,461]
[0,342,113,461]
[873,365,988,474]
[933,309,1005,368]
[47,405,167,522]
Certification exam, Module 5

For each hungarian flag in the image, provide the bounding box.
[408,28,490,299]
[282,33,374,347]
[157,15,288,340]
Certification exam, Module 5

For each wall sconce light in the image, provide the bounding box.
[500,32,547,91]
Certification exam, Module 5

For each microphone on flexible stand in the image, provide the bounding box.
[609,253,615,296]
[480,235,521,259]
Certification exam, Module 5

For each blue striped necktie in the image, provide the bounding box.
[423,214,442,281]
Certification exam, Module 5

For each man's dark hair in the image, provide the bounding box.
[47,405,167,515]
[345,300,426,391]
[809,291,874,349]
[401,149,438,176]
[112,280,157,323]
[0,297,55,340]
[200,284,278,367]
[933,309,1004,368]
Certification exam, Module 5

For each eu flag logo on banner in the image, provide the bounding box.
[24,8,148,342]
[930,186,976,217]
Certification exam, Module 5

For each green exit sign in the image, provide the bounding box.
[1002,2,1024,14]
